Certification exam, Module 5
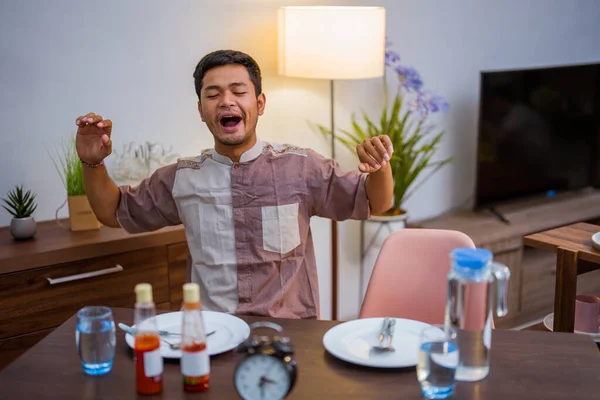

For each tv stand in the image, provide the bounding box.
[411,187,600,329]
[488,206,510,225]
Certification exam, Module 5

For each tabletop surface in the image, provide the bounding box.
[1,308,599,399]
[524,222,600,264]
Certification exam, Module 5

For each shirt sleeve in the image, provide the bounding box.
[116,163,181,233]
[306,149,371,221]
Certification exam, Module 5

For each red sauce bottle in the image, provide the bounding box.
[180,283,210,392]
[133,283,163,395]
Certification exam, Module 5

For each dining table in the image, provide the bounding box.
[1,307,599,399]
[523,222,600,332]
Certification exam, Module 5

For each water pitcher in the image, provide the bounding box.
[444,247,510,382]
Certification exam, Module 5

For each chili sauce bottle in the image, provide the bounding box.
[133,283,163,395]
[180,283,210,392]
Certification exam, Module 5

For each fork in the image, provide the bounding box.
[118,323,181,337]
[371,318,396,353]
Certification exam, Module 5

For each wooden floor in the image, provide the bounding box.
[496,246,600,329]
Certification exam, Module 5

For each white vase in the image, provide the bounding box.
[10,216,37,240]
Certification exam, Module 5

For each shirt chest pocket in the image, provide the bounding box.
[261,203,301,255]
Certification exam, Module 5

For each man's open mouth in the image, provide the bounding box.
[219,114,243,129]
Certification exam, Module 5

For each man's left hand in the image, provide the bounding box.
[356,135,393,173]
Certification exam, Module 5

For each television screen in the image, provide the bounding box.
[475,62,600,208]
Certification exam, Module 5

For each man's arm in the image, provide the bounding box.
[307,134,393,220]
[82,165,121,227]
[75,112,121,227]
[365,163,393,214]
[75,112,181,232]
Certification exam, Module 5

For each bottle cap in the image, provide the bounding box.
[450,248,493,270]
[134,283,153,303]
[183,283,200,303]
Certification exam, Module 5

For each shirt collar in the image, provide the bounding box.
[211,138,264,165]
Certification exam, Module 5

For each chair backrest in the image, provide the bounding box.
[359,228,483,326]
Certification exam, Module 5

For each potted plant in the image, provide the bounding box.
[319,41,451,225]
[2,185,38,240]
[48,134,101,231]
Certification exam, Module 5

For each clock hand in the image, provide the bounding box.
[262,377,277,385]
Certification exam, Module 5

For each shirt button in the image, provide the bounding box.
[233,164,239,169]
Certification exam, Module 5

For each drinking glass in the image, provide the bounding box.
[417,325,459,399]
[76,306,116,375]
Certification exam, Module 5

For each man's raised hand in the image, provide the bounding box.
[75,112,113,165]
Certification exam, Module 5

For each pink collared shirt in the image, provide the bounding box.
[116,140,370,319]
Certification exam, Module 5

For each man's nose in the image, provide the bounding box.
[219,92,236,107]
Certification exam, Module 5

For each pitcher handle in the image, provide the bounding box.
[491,261,511,317]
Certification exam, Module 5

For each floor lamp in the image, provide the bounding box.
[278,6,386,320]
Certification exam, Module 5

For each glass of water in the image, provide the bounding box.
[417,325,459,399]
[76,306,116,375]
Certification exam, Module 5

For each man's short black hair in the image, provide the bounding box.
[193,50,262,100]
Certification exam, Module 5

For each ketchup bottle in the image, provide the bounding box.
[181,283,210,392]
[133,283,163,395]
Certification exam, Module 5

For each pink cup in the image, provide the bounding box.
[574,294,600,333]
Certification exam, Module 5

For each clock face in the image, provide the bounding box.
[234,354,291,400]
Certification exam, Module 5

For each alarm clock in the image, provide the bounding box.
[234,321,297,400]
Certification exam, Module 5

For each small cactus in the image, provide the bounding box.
[2,185,38,219]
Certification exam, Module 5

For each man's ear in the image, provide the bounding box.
[257,93,266,116]
[197,100,204,122]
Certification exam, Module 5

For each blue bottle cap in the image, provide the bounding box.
[450,247,493,270]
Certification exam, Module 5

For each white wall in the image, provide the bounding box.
[1,0,599,320]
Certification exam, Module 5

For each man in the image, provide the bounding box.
[75,50,393,319]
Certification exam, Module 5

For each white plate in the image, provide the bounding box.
[125,311,251,358]
[543,313,600,342]
[322,317,431,368]
[591,232,600,251]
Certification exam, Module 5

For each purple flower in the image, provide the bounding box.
[409,90,449,119]
[385,50,401,66]
[395,66,423,91]
[385,38,401,66]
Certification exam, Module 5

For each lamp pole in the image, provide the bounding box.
[330,79,338,321]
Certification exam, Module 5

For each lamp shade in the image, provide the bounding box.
[278,6,386,80]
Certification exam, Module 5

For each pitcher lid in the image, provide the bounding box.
[450,248,493,270]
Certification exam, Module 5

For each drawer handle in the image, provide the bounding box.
[47,265,124,285]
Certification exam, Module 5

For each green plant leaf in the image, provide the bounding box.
[362,111,379,138]
[386,94,403,136]
[337,128,364,147]
[3,196,19,211]
[2,205,17,217]
[380,102,388,135]
[47,134,86,196]
[350,113,367,142]
[403,157,452,202]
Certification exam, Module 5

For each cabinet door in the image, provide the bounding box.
[0,246,169,340]
[168,242,189,310]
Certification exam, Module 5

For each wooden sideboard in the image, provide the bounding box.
[0,219,189,371]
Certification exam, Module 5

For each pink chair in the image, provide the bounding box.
[359,228,490,329]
